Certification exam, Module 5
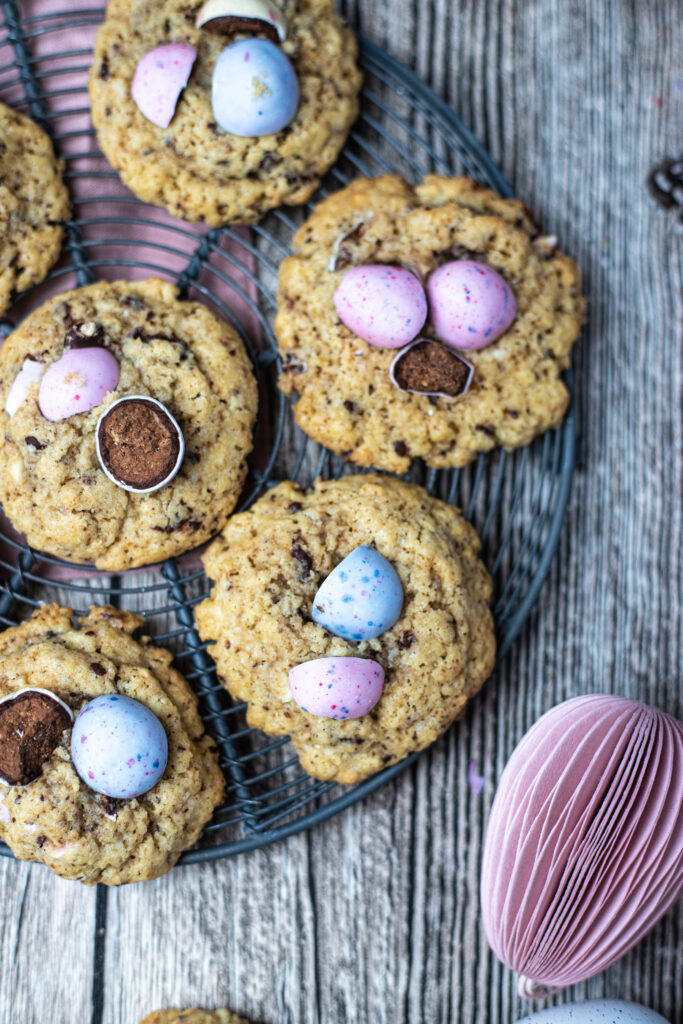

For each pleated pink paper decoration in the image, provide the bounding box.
[481,695,683,997]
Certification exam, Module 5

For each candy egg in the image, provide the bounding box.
[389,338,474,399]
[427,260,517,349]
[289,657,384,719]
[333,265,428,348]
[481,695,683,994]
[96,395,185,494]
[71,694,168,799]
[513,1000,671,1024]
[211,39,299,137]
[4,358,44,416]
[131,44,197,129]
[38,347,119,422]
[312,546,403,641]
[196,0,287,43]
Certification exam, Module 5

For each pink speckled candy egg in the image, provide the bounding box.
[427,260,517,350]
[38,347,119,422]
[289,657,385,719]
[71,694,168,799]
[333,265,428,348]
[131,44,197,129]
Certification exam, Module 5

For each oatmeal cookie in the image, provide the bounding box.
[0,101,70,315]
[139,1012,247,1024]
[275,175,585,471]
[0,277,257,569]
[196,474,495,784]
[0,603,224,885]
[89,0,361,225]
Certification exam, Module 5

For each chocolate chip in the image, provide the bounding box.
[90,662,106,676]
[291,544,313,579]
[24,436,46,450]
[397,631,417,650]
[200,14,279,43]
[333,222,367,271]
[97,398,182,491]
[64,321,105,349]
[0,690,72,787]
[123,295,146,310]
[287,502,303,513]
[394,440,409,457]
[475,423,495,436]
[391,340,472,398]
[259,151,283,173]
[505,408,520,418]
[95,793,118,816]
[343,400,356,413]
[98,56,110,80]
[224,640,231,650]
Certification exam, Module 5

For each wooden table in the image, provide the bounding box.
[1,2,682,1022]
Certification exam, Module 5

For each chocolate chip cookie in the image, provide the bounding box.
[0,277,257,569]
[89,0,361,225]
[196,474,495,784]
[0,101,70,315]
[275,175,585,471]
[140,1012,247,1024]
[0,603,224,885]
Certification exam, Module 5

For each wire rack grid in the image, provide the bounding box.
[0,1,575,863]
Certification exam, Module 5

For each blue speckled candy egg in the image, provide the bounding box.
[312,545,404,641]
[211,38,299,138]
[71,694,168,799]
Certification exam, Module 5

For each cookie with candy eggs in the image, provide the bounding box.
[88,0,361,225]
[275,174,586,472]
[139,1011,248,1024]
[0,277,257,570]
[0,603,224,885]
[196,474,495,784]
[0,101,70,316]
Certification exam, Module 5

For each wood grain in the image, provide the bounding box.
[1,1,682,1023]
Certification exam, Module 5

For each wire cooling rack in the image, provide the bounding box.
[0,1,575,862]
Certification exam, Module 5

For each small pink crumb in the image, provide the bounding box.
[654,95,664,107]
[468,759,485,794]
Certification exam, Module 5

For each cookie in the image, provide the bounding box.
[0,604,224,885]
[0,277,257,569]
[196,475,495,784]
[139,1012,247,1024]
[0,101,70,316]
[89,0,361,225]
[275,175,586,471]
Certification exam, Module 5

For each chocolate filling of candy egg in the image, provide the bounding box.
[0,690,73,787]
[98,398,181,490]
[391,340,473,398]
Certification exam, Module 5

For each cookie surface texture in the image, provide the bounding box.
[0,277,257,569]
[0,101,70,315]
[276,175,585,471]
[0,604,224,885]
[196,474,495,784]
[89,0,361,225]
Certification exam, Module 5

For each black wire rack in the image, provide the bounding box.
[0,1,575,863]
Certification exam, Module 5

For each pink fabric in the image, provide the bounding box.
[480,695,683,994]
[0,1,262,580]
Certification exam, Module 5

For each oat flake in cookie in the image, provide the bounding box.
[88,0,362,225]
[196,475,495,784]
[0,604,224,885]
[0,101,70,316]
[0,278,257,570]
[275,175,586,472]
